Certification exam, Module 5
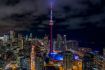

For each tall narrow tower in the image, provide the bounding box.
[31,45,36,70]
[49,0,54,53]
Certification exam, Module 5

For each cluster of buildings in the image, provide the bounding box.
[0,30,104,70]
[0,0,105,70]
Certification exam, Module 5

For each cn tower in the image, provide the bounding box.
[49,0,54,53]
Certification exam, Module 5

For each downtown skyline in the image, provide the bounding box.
[0,0,105,49]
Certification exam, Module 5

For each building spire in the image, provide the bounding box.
[49,0,53,26]
[50,1,53,21]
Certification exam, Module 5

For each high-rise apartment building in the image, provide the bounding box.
[63,51,73,70]
[66,40,79,50]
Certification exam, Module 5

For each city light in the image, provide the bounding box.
[0,0,104,70]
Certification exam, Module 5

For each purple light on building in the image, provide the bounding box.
[74,55,79,60]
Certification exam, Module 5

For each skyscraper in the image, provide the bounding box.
[9,30,15,47]
[49,0,54,53]
[56,34,63,51]
[10,30,15,42]
[36,56,44,70]
[43,35,49,51]
[66,40,79,50]
[18,34,24,49]
[3,35,9,43]
[63,51,73,70]
[31,45,36,70]
[83,52,94,70]
[63,35,67,51]
[29,33,33,41]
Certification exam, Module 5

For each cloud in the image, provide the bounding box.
[0,0,105,32]
[0,0,36,18]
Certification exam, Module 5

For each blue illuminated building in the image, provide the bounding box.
[49,52,63,61]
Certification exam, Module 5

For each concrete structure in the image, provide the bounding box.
[49,0,54,53]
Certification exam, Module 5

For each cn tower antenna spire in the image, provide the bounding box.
[49,0,54,53]
[50,0,53,25]
[50,1,53,21]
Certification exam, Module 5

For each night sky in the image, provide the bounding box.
[0,0,105,50]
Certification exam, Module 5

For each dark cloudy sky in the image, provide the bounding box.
[0,0,105,49]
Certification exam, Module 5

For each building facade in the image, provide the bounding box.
[63,51,73,70]
[83,53,94,70]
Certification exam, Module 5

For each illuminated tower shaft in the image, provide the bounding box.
[49,1,53,53]
[31,45,36,70]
